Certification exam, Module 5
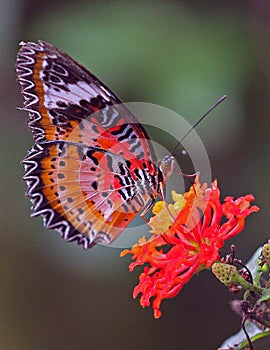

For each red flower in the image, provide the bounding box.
[120,177,259,319]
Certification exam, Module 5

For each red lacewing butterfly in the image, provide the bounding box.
[16,41,175,249]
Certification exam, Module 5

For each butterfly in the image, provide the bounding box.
[16,41,174,249]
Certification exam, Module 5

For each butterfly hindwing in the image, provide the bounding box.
[24,141,154,248]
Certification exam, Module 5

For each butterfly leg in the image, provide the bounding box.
[182,171,200,195]
[159,184,176,221]
[140,197,156,222]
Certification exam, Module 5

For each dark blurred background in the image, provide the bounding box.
[1,1,270,349]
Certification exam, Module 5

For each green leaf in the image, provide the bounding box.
[254,271,263,287]
[259,287,270,302]
[246,247,263,276]
[220,321,267,349]
[220,321,262,350]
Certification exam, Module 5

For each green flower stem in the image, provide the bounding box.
[236,274,263,294]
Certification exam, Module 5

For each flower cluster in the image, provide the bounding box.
[121,177,259,319]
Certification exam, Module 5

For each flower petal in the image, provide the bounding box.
[121,177,259,318]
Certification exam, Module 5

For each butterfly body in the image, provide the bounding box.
[16,41,173,248]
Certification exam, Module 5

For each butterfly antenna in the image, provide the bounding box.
[170,95,227,156]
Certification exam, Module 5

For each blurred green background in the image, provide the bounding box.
[1,1,270,349]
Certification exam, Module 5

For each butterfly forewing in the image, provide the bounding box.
[17,41,161,248]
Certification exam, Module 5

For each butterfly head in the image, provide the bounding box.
[158,155,175,181]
